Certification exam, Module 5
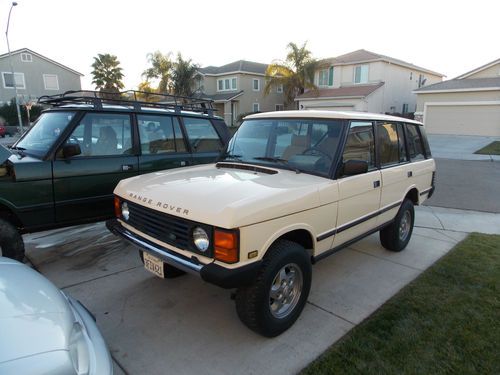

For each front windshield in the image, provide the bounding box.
[16,111,76,156]
[225,118,343,176]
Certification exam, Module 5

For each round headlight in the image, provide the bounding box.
[193,227,209,252]
[121,202,130,221]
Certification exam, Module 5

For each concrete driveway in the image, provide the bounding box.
[427,134,500,161]
[22,206,496,375]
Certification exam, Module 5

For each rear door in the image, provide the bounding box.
[333,121,381,248]
[137,114,192,173]
[52,112,138,224]
[376,122,411,226]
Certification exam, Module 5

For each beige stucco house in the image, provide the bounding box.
[296,49,443,115]
[414,58,500,136]
[196,61,284,126]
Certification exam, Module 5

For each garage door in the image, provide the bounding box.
[425,104,500,136]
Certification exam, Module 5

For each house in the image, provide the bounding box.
[414,58,500,136]
[196,60,284,126]
[0,48,82,105]
[296,49,443,115]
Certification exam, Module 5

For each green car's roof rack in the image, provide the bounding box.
[38,90,215,116]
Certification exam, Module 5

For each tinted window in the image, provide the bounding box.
[405,124,425,161]
[66,113,132,157]
[183,118,223,153]
[342,121,375,172]
[138,115,186,154]
[419,126,432,158]
[397,124,408,162]
[377,123,399,166]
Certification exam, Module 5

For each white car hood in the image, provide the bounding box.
[0,258,73,364]
[115,163,332,228]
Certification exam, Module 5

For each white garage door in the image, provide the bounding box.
[425,104,500,136]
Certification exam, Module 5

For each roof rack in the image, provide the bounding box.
[38,90,216,116]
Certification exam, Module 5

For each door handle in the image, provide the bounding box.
[122,164,134,171]
[407,171,413,178]
[373,180,380,188]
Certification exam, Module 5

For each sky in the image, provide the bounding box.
[1,0,499,90]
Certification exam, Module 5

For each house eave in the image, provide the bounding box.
[413,87,500,94]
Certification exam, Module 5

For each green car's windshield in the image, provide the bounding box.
[16,111,76,157]
[225,118,343,176]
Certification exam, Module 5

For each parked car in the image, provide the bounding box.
[0,256,113,374]
[0,90,230,261]
[107,110,436,337]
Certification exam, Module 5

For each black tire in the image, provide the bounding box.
[138,250,186,278]
[380,199,415,252]
[0,218,25,261]
[235,239,312,337]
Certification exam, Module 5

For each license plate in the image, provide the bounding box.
[143,252,164,278]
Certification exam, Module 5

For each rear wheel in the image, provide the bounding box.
[0,218,25,261]
[138,250,186,278]
[235,239,312,337]
[380,199,414,252]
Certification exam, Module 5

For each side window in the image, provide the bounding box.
[397,123,408,162]
[138,115,186,154]
[405,124,425,161]
[342,121,375,172]
[377,122,399,166]
[183,117,223,153]
[419,127,432,158]
[65,113,132,157]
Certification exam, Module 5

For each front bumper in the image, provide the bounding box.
[106,219,261,289]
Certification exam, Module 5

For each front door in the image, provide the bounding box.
[52,112,138,224]
[181,117,225,166]
[333,121,381,248]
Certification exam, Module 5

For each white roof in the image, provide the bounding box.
[245,110,423,125]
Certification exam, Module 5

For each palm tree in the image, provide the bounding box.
[142,51,173,94]
[171,53,200,97]
[91,53,125,93]
[264,42,318,108]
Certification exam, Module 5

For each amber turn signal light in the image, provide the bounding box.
[114,196,121,218]
[214,229,239,264]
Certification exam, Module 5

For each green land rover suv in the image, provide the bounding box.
[0,90,230,261]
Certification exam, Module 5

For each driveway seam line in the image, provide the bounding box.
[413,232,457,244]
[415,225,469,234]
[347,248,424,271]
[111,354,130,375]
[306,301,356,325]
[60,265,141,290]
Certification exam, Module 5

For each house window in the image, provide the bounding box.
[275,104,284,111]
[253,79,260,91]
[318,69,329,86]
[21,53,32,62]
[2,72,25,89]
[277,84,283,93]
[253,103,260,112]
[217,77,237,92]
[43,74,59,90]
[402,103,409,114]
[354,65,369,84]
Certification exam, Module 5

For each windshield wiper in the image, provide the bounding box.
[219,152,243,162]
[9,146,26,158]
[253,157,303,174]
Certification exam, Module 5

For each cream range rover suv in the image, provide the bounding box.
[107,110,435,337]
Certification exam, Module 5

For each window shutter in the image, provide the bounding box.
[328,67,334,86]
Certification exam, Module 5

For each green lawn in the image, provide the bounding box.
[475,141,500,155]
[302,233,500,375]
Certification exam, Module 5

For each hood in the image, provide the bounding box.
[115,163,333,228]
[0,144,12,165]
[0,258,74,363]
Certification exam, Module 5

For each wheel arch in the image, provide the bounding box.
[262,227,315,262]
[0,203,22,228]
[404,186,419,206]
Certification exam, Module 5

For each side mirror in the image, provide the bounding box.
[343,160,368,176]
[62,143,81,158]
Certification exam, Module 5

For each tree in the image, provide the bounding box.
[91,53,125,93]
[142,51,173,94]
[171,53,200,97]
[264,42,318,108]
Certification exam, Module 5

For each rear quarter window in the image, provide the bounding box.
[405,124,425,161]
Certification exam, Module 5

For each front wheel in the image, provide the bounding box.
[235,239,312,337]
[380,199,415,252]
[0,218,25,261]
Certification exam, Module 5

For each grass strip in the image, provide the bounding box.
[302,233,500,375]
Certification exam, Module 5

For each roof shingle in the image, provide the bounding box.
[199,60,268,75]
[414,77,500,92]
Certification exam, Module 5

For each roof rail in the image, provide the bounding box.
[38,90,215,116]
